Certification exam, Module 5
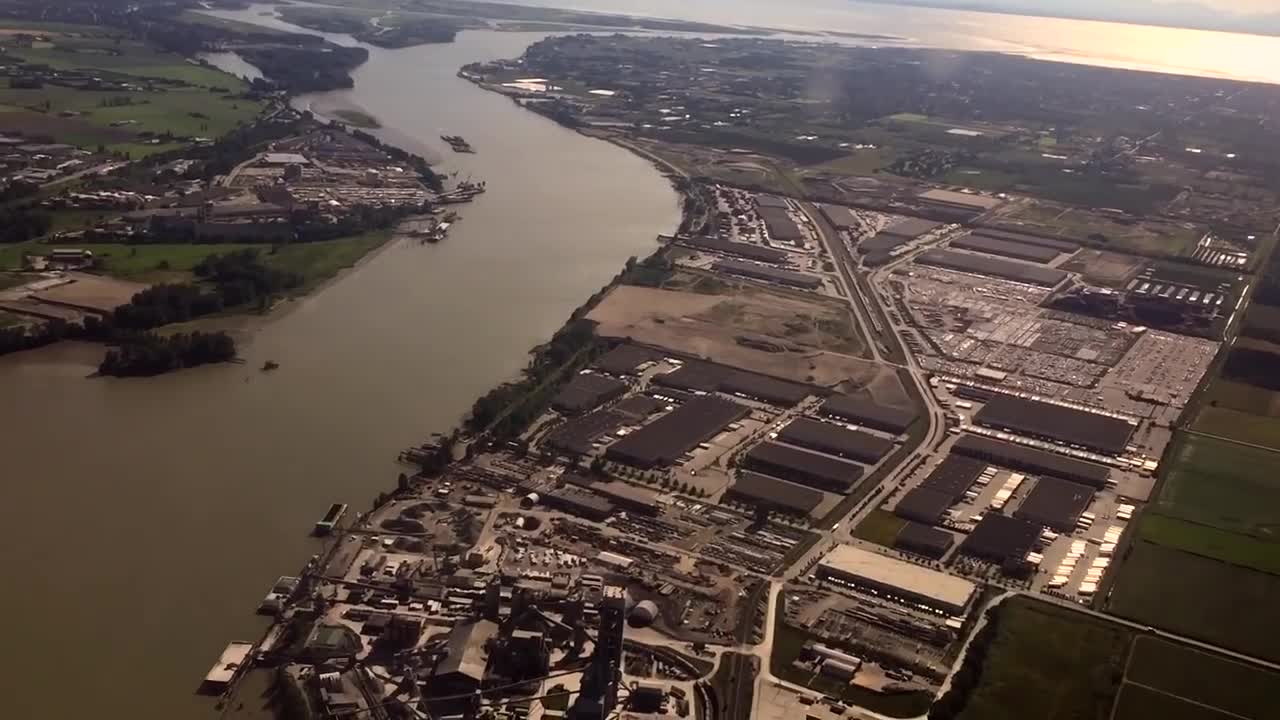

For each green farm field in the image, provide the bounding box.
[1138,513,1280,575]
[1153,434,1280,539]
[1108,541,1280,663]
[1124,636,1280,720]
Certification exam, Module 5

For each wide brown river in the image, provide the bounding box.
[3,1,1275,716]
[0,15,677,718]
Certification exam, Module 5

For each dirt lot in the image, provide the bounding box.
[587,281,879,389]
[32,272,147,313]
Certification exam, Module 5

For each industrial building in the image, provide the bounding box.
[726,471,825,516]
[589,481,659,516]
[972,395,1135,455]
[605,395,748,468]
[656,360,811,406]
[916,248,1069,287]
[552,373,628,415]
[959,514,1040,565]
[677,235,789,263]
[543,487,616,521]
[593,344,662,376]
[950,234,1062,263]
[916,455,988,503]
[820,394,917,434]
[544,409,627,456]
[743,441,863,492]
[819,203,860,229]
[971,227,1079,253]
[1013,477,1095,532]
[951,435,1112,488]
[893,522,955,559]
[778,418,893,463]
[711,259,821,290]
[816,544,977,616]
[894,487,955,525]
[429,620,498,696]
[756,206,804,243]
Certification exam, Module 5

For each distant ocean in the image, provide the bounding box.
[508,0,1280,84]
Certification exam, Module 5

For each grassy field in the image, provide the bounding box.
[0,24,261,156]
[1125,636,1280,720]
[953,598,1131,720]
[265,231,392,293]
[1154,434,1280,539]
[2,231,393,289]
[1193,406,1280,449]
[852,509,906,547]
[1108,541,1280,663]
[1112,684,1236,720]
[1201,377,1280,417]
[1138,513,1280,575]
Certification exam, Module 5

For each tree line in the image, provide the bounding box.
[0,317,236,377]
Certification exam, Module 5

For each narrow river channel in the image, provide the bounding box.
[0,8,678,717]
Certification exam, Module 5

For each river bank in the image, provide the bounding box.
[0,15,679,719]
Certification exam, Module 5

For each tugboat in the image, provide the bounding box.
[261,360,280,372]
[440,134,475,153]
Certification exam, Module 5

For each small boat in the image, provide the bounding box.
[440,134,475,153]
[261,360,280,371]
[314,502,348,536]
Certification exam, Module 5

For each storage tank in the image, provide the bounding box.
[628,600,659,628]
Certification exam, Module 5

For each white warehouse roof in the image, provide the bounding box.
[818,544,977,613]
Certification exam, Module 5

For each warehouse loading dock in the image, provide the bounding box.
[816,544,977,616]
[894,522,955,559]
[972,395,1134,455]
[744,441,863,492]
[960,514,1040,565]
[951,435,1112,488]
[778,418,894,463]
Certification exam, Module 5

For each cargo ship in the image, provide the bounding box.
[314,502,347,536]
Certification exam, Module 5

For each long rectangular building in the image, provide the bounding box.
[817,544,976,616]
[727,471,825,516]
[972,228,1080,253]
[973,395,1134,455]
[744,441,863,492]
[756,206,804,242]
[677,235,789,264]
[916,248,1069,287]
[1014,477,1094,532]
[820,394,917,434]
[950,234,1062,263]
[605,396,747,469]
[712,259,821,290]
[951,435,1111,488]
[778,418,893,463]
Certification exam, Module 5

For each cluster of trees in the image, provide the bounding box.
[928,607,999,720]
[238,45,369,93]
[98,330,235,377]
[113,282,224,330]
[193,248,302,307]
[0,205,52,244]
[357,19,458,49]
[466,319,603,437]
[350,129,444,192]
[0,314,238,377]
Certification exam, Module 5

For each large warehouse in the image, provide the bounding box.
[820,394,918,434]
[972,395,1135,455]
[726,471,825,516]
[1014,477,1095,532]
[960,514,1040,565]
[551,373,628,415]
[916,248,1069,287]
[605,396,748,469]
[743,441,863,492]
[778,418,893,463]
[951,435,1112,488]
[816,544,977,616]
[711,259,821,290]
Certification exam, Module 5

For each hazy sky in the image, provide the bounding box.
[1156,0,1275,12]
